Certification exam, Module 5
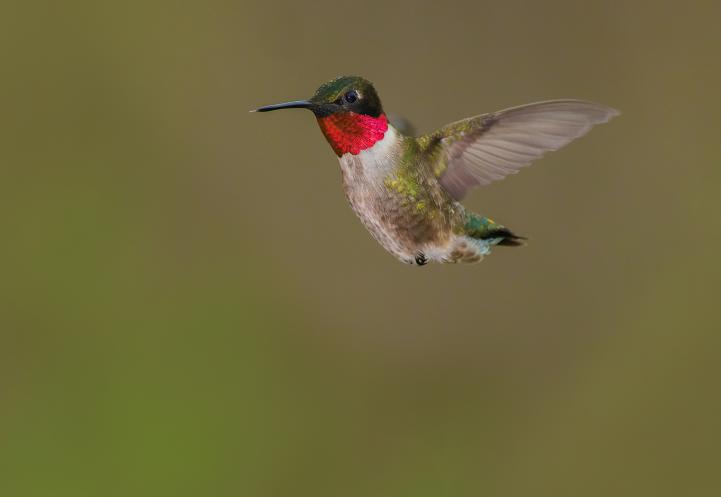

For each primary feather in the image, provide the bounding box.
[421,100,620,199]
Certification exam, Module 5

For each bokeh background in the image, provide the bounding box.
[3,1,721,496]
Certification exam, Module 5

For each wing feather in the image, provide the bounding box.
[423,100,619,199]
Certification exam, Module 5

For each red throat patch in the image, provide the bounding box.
[316,112,388,156]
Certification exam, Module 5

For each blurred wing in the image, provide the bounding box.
[423,100,619,199]
[387,113,416,136]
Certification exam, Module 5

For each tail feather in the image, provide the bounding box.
[462,214,526,247]
[483,227,527,247]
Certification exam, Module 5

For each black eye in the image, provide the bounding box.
[344,90,358,104]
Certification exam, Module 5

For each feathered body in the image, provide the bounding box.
[337,124,501,264]
[255,76,618,265]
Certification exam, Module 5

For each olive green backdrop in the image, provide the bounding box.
[3,1,720,496]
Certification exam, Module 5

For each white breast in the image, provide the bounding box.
[336,126,414,262]
[338,125,400,181]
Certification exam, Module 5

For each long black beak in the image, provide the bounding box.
[252,100,314,112]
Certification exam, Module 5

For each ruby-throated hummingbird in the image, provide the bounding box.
[255,76,618,265]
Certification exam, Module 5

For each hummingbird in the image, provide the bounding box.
[254,76,618,265]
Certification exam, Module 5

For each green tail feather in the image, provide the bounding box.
[462,213,526,247]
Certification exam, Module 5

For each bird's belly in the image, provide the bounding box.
[342,179,458,264]
[344,188,416,263]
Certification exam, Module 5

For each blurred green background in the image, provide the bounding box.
[3,1,721,496]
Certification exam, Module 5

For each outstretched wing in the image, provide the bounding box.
[421,100,619,200]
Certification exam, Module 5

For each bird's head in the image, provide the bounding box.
[254,76,388,156]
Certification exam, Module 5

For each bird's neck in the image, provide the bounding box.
[337,124,403,188]
[316,112,388,157]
